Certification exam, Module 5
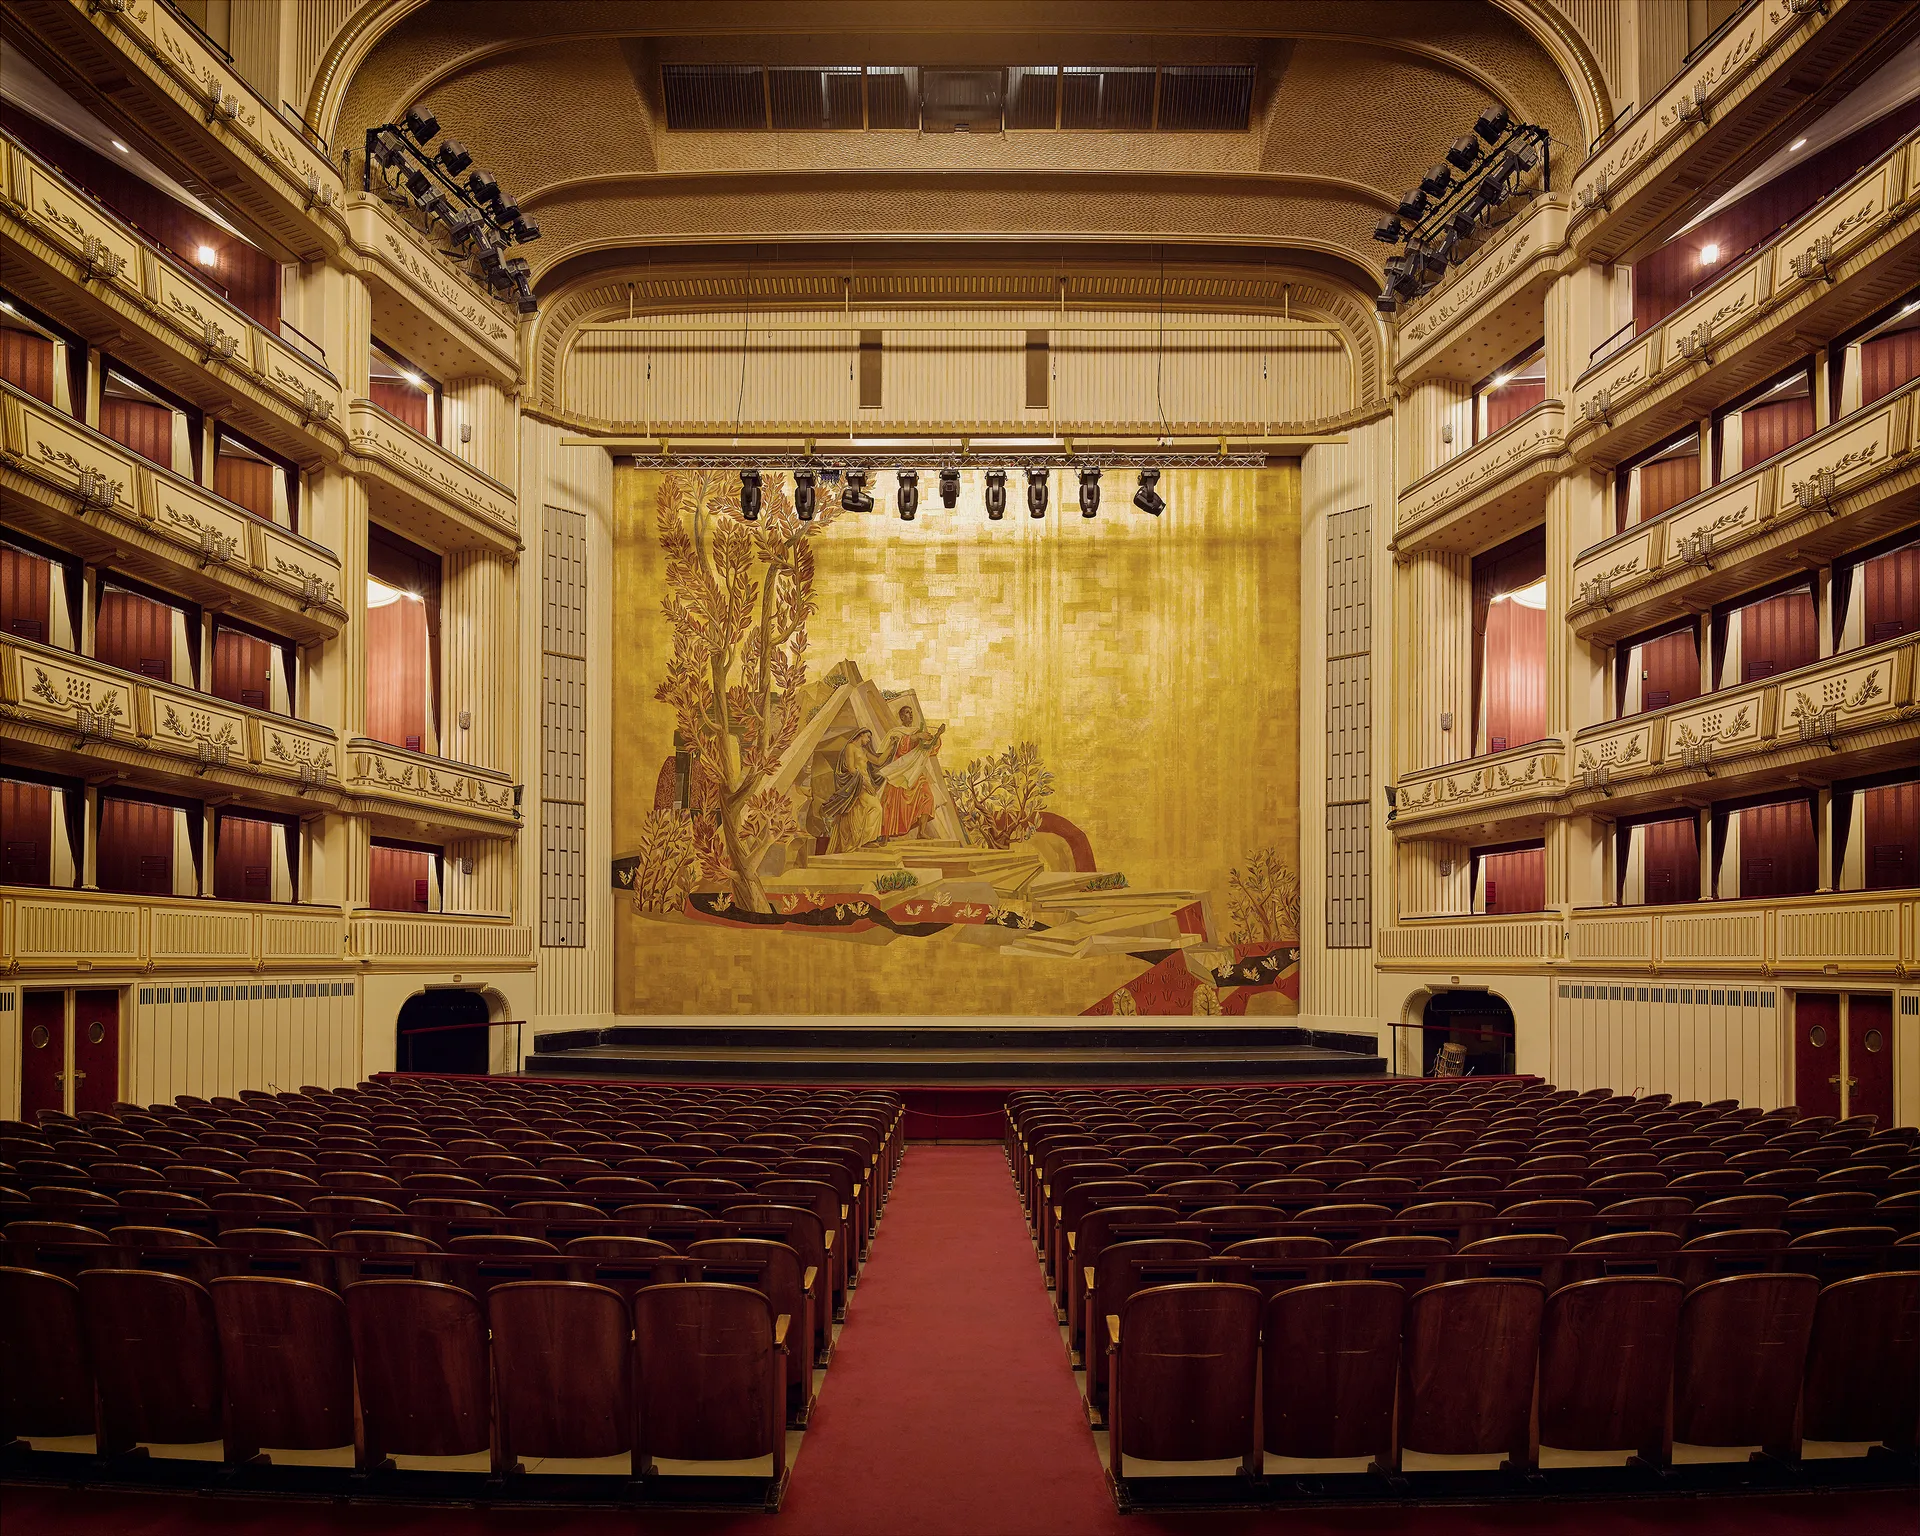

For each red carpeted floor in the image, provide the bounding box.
[5,1144,1913,1536]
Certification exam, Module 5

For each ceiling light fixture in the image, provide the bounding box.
[1699,243,1720,265]
[984,468,1007,521]
[1133,468,1164,516]
[939,468,960,508]
[793,468,817,521]
[1077,466,1101,518]
[111,139,129,153]
[1026,467,1049,519]
[896,468,919,521]
[196,245,217,265]
[1789,137,1808,151]
[841,468,874,513]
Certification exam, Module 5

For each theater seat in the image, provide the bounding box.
[1108,1282,1259,1481]
[633,1282,787,1479]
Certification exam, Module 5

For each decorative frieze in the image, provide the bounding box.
[345,738,519,828]
[1392,744,1566,830]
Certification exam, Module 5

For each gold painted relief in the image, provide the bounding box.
[612,465,1301,1016]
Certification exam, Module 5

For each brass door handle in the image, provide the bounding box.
[72,1069,86,1082]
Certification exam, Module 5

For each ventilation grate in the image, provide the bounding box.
[769,66,864,130]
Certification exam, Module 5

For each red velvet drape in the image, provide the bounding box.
[1484,379,1546,436]
[1740,395,1816,467]
[1,544,51,644]
[99,396,175,469]
[214,813,273,903]
[370,378,430,436]
[1638,627,1700,711]
[365,595,430,752]
[96,588,176,682]
[369,843,432,912]
[211,626,272,710]
[213,453,275,521]
[0,328,55,404]
[1482,593,1545,753]
[1481,846,1545,914]
[97,796,175,896]
[1862,543,1918,644]
[1861,326,1920,407]
[1,779,52,887]
[1636,454,1699,523]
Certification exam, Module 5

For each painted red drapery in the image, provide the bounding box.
[370,843,433,912]
[1736,798,1817,899]
[1862,781,1917,891]
[1481,592,1545,753]
[1,779,52,887]
[213,813,273,903]
[1,544,51,644]
[96,587,176,682]
[1641,816,1700,905]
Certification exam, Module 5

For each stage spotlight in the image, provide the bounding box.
[897,468,919,521]
[1375,290,1399,315]
[1396,188,1428,222]
[508,215,541,244]
[984,468,1008,520]
[1372,215,1404,244]
[1420,162,1454,199]
[1133,468,1164,516]
[465,169,501,206]
[1448,200,1482,239]
[794,468,817,521]
[401,163,433,199]
[1475,104,1511,143]
[842,468,874,513]
[495,196,522,226]
[1446,135,1483,172]
[402,105,439,144]
[1412,242,1448,280]
[939,468,960,507]
[1077,467,1101,518]
[434,138,472,175]
[739,468,762,522]
[512,280,538,315]
[1026,467,1049,518]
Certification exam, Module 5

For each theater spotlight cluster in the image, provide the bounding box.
[730,465,1169,523]
[1372,104,1549,315]
[365,105,541,313]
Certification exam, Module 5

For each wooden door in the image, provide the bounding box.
[1738,590,1817,683]
[1845,996,1894,1127]
[1794,993,1842,1119]
[97,588,175,681]
[71,989,119,1115]
[1862,781,1917,891]
[20,991,66,1118]
[212,627,271,710]
[1,543,51,643]
[1640,628,1699,711]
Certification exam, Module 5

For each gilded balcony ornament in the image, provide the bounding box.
[1674,84,1710,127]
[1788,235,1835,284]
[1676,319,1716,366]
[197,525,237,567]
[199,318,241,365]
[294,385,336,427]
[1576,174,1611,215]
[1792,465,1838,513]
[1578,387,1615,428]
[77,235,127,284]
[73,466,122,515]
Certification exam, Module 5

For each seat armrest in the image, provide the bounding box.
[774,1314,790,1348]
[1106,1314,1121,1348]
[823,1229,835,1250]
[1084,1265,1095,1291]
[803,1265,818,1293]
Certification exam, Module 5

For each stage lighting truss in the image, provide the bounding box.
[365,109,541,312]
[1374,110,1550,313]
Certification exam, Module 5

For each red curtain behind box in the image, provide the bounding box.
[1863,782,1917,892]
[96,587,176,682]
[1482,846,1545,914]
[365,595,430,752]
[213,453,275,521]
[370,378,429,436]
[2,545,51,644]
[1737,798,1816,899]
[1737,589,1817,682]
[1,779,52,887]
[1639,627,1699,711]
[98,396,174,469]
[1862,543,1918,644]
[1636,453,1699,523]
[1484,378,1546,436]
[212,626,271,710]
[97,796,175,896]
[1862,326,1920,407]
[1740,394,1815,466]
[1642,816,1699,905]
[1482,594,1546,753]
[214,813,273,903]
[369,844,432,912]
[0,328,54,404]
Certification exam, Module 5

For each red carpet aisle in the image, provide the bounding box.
[4,1144,1913,1536]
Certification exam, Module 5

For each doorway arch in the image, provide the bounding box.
[395,987,492,1074]
[1419,989,1517,1078]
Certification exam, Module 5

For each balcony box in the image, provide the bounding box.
[0,888,350,975]
[346,195,519,384]
[1395,197,1569,386]
[1391,739,1566,837]
[344,737,519,833]
[1394,400,1567,553]
[1568,890,1914,977]
[346,401,519,553]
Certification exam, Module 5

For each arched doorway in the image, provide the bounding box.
[396,988,492,1074]
[1420,990,1517,1078]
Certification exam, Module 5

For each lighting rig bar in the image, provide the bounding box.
[621,450,1270,470]
[364,105,541,314]
[1372,105,1551,314]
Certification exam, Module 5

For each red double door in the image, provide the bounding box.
[1793,993,1894,1123]
[19,989,119,1118]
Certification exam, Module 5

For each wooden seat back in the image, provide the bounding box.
[1110,1282,1259,1476]
[1262,1280,1401,1461]
[1673,1272,1817,1452]
[345,1278,490,1461]
[1398,1278,1544,1466]
[489,1280,631,1468]
[1538,1276,1680,1459]
[0,1265,94,1440]
[209,1276,354,1459]
[79,1268,223,1454]
[633,1282,784,1473]
[1800,1271,1918,1448]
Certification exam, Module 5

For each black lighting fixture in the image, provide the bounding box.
[1077,467,1101,518]
[738,468,762,521]
[938,468,961,508]
[465,169,500,206]
[1372,215,1403,244]
[434,138,472,176]
[1396,187,1429,222]
[794,468,817,521]
[401,105,439,144]
[984,468,1007,521]
[896,469,919,521]
[1475,104,1511,143]
[1026,467,1049,519]
[842,468,873,513]
[1445,134,1483,172]
[1133,468,1164,516]
[1419,162,1454,199]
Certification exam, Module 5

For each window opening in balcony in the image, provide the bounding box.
[1,532,79,650]
[366,523,442,755]
[97,790,201,898]
[370,339,441,442]
[0,769,81,889]
[1470,527,1546,756]
[371,837,443,913]
[1619,813,1700,907]
[1714,363,1814,481]
[0,292,80,413]
[212,427,299,530]
[1615,429,1698,531]
[1833,534,1918,651]
[99,365,198,477]
[1419,990,1515,1078]
[1472,340,1545,442]
[1470,840,1545,915]
[1712,792,1817,901]
[95,576,198,687]
[1713,578,1816,689]
[212,808,296,904]
[210,616,294,715]
[1618,618,1699,716]
[1835,773,1918,893]
[1833,290,1920,417]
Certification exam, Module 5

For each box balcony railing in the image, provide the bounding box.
[1567,888,1916,976]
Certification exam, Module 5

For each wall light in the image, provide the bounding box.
[196,245,218,265]
[1789,138,1808,151]
[111,139,130,153]
[400,370,424,387]
[1699,243,1720,265]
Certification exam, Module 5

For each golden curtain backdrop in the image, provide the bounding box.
[611,464,1301,1017]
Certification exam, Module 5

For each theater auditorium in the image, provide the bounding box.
[0,2,1916,1533]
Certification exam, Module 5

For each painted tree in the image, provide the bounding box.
[1227,845,1302,946]
[654,469,836,911]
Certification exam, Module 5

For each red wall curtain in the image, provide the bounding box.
[370,378,429,436]
[213,453,275,520]
[1738,798,1817,899]
[1484,379,1546,436]
[1740,395,1816,466]
[1738,589,1817,682]
[214,814,273,903]
[1862,327,1920,407]
[211,627,271,710]
[1638,454,1700,522]
[1863,544,1918,644]
[1482,593,1546,753]
[96,588,175,681]
[1640,627,1700,711]
[1642,817,1700,905]
[1,779,52,887]
[0,328,55,404]
[1863,782,1917,891]
[2,545,51,644]
[97,796,174,896]
[98,397,174,469]
[1482,846,1546,914]
[369,844,432,912]
[365,594,430,752]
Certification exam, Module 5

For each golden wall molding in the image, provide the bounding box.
[344,400,520,552]
[9,0,347,263]
[344,194,519,384]
[1391,739,1568,835]
[343,737,519,832]
[1567,125,1919,468]
[1393,196,1570,385]
[1393,400,1568,552]
[1568,890,1916,977]
[0,890,353,975]
[0,386,349,639]
[0,139,348,466]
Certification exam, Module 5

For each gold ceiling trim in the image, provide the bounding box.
[305,0,430,148]
[1494,0,1614,148]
